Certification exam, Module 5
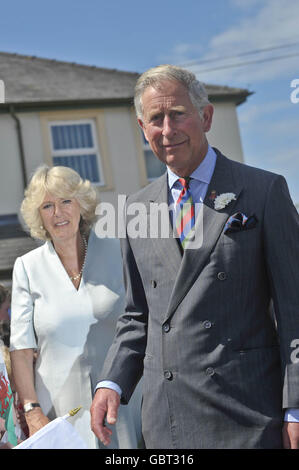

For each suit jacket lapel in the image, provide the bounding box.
[146,173,182,283]
[164,150,243,322]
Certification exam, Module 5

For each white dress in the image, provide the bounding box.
[9,229,143,449]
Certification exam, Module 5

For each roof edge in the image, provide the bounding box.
[0,50,140,77]
[0,98,134,113]
[0,89,253,114]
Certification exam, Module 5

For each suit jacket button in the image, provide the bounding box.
[203,320,212,329]
[164,370,173,380]
[205,367,215,376]
[163,323,170,333]
[217,272,227,281]
[151,280,157,288]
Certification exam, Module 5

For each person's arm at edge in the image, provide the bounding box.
[10,348,50,436]
[263,175,299,448]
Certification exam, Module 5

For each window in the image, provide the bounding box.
[49,119,104,185]
[141,132,166,180]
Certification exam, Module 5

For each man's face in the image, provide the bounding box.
[138,80,213,176]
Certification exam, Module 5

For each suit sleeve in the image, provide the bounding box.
[10,257,37,351]
[263,174,299,408]
[99,233,148,404]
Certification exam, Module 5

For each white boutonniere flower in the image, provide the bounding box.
[214,192,236,210]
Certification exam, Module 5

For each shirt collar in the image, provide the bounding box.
[167,145,217,190]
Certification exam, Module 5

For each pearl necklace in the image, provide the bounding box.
[69,236,87,282]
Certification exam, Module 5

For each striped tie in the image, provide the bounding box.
[176,177,195,249]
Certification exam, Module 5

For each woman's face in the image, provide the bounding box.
[39,193,81,243]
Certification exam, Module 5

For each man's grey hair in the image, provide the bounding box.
[134,64,211,121]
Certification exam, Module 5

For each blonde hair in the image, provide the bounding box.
[134,64,210,121]
[21,165,98,241]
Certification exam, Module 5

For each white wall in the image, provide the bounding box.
[0,114,24,214]
[99,107,142,206]
[208,102,244,163]
[21,112,45,180]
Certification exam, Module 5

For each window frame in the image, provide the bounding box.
[48,118,104,186]
[130,109,166,187]
[141,131,166,182]
[39,109,114,192]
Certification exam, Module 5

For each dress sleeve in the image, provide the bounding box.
[9,257,37,351]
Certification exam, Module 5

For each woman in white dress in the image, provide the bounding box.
[9,165,143,449]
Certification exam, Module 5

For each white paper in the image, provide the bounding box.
[14,417,88,449]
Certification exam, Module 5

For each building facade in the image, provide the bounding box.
[0,52,251,284]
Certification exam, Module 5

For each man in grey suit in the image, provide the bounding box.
[90,65,299,448]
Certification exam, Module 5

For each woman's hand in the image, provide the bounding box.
[25,407,50,436]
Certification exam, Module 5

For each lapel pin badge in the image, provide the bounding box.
[209,190,217,201]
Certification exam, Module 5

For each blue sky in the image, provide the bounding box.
[1,0,298,204]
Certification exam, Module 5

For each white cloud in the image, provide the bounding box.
[245,148,299,183]
[208,0,299,53]
[167,0,299,86]
[164,43,205,66]
[229,0,263,9]
[263,117,299,138]
[271,148,299,165]
[238,100,292,124]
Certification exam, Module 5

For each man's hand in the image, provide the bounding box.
[90,388,120,446]
[283,422,299,448]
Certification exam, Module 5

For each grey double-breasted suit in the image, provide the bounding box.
[100,150,299,448]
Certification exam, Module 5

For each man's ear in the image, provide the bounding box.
[202,104,214,133]
[138,119,149,142]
